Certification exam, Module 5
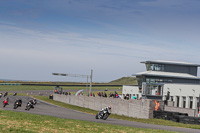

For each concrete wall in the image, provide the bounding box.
[53,94,155,119]
[164,106,195,117]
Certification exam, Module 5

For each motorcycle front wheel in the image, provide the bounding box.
[95,114,99,119]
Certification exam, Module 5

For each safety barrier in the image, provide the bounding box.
[153,110,200,124]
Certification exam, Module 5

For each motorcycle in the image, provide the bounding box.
[95,107,111,120]
[3,99,9,107]
[4,92,8,97]
[0,93,2,98]
[25,102,34,111]
[14,100,22,109]
[13,93,17,96]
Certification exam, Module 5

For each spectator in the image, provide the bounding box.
[104,92,107,98]
[54,89,57,94]
[132,94,137,99]
[93,93,95,97]
[116,93,119,98]
[125,94,129,100]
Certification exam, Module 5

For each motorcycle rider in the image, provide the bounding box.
[99,106,111,116]
[3,97,9,107]
[15,99,22,106]
[25,100,34,110]
[30,98,37,105]
[4,92,8,97]
[14,99,22,109]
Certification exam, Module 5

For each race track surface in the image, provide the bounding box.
[0,95,200,133]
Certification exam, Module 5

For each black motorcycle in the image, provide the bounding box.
[4,92,8,97]
[25,102,34,111]
[14,100,22,109]
[95,108,111,120]
[13,93,17,96]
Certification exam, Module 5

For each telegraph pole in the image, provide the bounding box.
[89,69,93,95]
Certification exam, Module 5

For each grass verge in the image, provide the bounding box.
[0,110,175,133]
[0,85,121,91]
[33,95,200,130]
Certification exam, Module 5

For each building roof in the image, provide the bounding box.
[134,71,200,79]
[141,60,200,67]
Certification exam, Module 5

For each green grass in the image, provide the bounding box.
[0,85,122,91]
[109,77,137,85]
[0,110,175,133]
[33,95,200,130]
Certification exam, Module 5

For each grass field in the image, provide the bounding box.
[0,109,176,133]
[33,95,200,130]
[0,85,122,91]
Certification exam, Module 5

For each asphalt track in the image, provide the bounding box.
[1,95,200,133]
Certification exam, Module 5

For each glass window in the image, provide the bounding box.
[190,96,193,109]
[145,84,163,96]
[146,64,165,71]
[183,97,186,108]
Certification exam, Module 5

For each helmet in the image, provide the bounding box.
[109,105,111,109]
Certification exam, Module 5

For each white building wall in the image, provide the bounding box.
[122,85,142,99]
[163,83,200,110]
[163,83,200,98]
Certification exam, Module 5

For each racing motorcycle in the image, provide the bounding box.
[25,101,34,111]
[14,99,22,109]
[4,92,8,97]
[95,106,111,120]
[3,98,9,107]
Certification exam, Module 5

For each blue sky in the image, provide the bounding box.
[0,0,200,82]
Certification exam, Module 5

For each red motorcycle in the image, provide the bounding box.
[3,98,9,107]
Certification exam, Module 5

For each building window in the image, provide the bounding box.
[146,78,171,83]
[144,84,163,96]
[183,97,186,108]
[171,96,173,101]
[146,64,165,71]
[190,96,193,109]
[177,96,179,107]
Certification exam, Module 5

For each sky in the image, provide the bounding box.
[0,0,200,82]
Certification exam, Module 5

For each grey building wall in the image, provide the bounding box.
[162,64,197,76]
[53,94,155,119]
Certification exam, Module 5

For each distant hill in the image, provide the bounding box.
[108,77,137,85]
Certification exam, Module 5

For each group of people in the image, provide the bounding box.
[88,93,96,97]
[124,94,139,100]
[97,92,107,97]
[96,91,120,98]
